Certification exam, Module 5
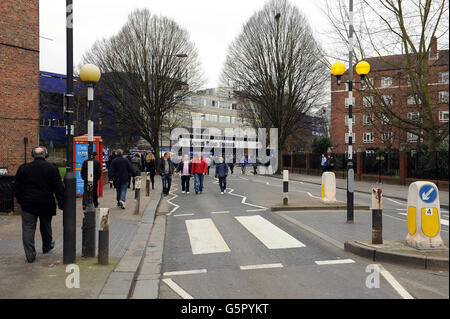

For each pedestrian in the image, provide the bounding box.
[321,154,327,173]
[206,156,212,175]
[81,151,102,210]
[158,152,175,197]
[227,155,234,175]
[107,150,117,188]
[240,155,247,175]
[327,153,335,172]
[109,149,135,209]
[215,156,229,194]
[252,156,259,175]
[13,146,65,263]
[145,152,156,189]
[191,152,208,194]
[131,153,143,190]
[176,154,192,194]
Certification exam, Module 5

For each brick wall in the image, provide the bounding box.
[0,0,40,175]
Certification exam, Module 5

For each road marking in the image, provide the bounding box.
[315,259,355,265]
[162,278,194,299]
[240,263,284,270]
[235,215,306,249]
[163,269,207,276]
[378,265,414,299]
[185,218,231,254]
[227,188,267,212]
[211,211,230,214]
[385,198,405,206]
[173,213,195,217]
[397,213,407,216]
[167,187,180,215]
[441,219,449,226]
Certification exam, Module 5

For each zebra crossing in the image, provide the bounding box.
[182,214,306,255]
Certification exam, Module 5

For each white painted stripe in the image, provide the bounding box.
[173,213,195,217]
[163,269,207,276]
[441,219,449,226]
[396,208,407,211]
[378,265,414,299]
[235,215,305,249]
[397,213,407,216]
[211,211,230,214]
[315,259,355,265]
[227,188,267,211]
[240,263,284,270]
[162,278,194,299]
[185,218,231,254]
[385,198,405,206]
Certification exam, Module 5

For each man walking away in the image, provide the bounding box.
[321,154,327,173]
[191,152,208,194]
[131,153,142,190]
[206,156,212,175]
[158,152,175,197]
[176,154,192,194]
[109,149,134,209]
[81,151,102,210]
[227,155,234,175]
[215,157,229,194]
[13,146,65,263]
[240,156,247,175]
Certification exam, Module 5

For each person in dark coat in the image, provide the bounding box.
[108,149,135,209]
[176,154,193,194]
[158,152,175,196]
[145,153,156,189]
[215,156,229,194]
[326,153,335,172]
[81,151,102,210]
[13,146,65,263]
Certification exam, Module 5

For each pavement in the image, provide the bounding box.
[0,173,161,299]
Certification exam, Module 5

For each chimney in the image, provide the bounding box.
[429,36,438,60]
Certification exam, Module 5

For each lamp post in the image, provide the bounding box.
[79,63,101,257]
[63,0,76,264]
[151,53,187,159]
[331,1,370,223]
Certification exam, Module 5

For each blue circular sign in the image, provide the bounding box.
[419,185,437,204]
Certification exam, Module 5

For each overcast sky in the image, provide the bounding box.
[39,0,330,88]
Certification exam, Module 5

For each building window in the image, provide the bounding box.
[40,118,51,126]
[381,77,392,88]
[363,114,373,125]
[344,115,355,126]
[381,132,393,143]
[211,100,216,107]
[440,71,449,84]
[382,95,393,106]
[381,114,392,125]
[439,111,449,122]
[407,132,418,142]
[363,132,374,143]
[439,91,449,103]
[219,115,231,123]
[363,77,374,89]
[362,96,373,107]
[53,119,65,127]
[407,112,421,122]
[345,133,356,143]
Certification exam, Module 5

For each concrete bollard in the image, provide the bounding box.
[371,188,383,244]
[134,176,142,215]
[283,170,289,205]
[98,208,109,265]
[146,173,150,197]
[406,181,444,249]
[321,172,336,202]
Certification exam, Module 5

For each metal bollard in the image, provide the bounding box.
[283,170,289,205]
[146,173,150,197]
[371,188,383,244]
[98,208,109,265]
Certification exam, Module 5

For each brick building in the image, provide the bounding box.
[0,0,40,175]
[331,38,449,154]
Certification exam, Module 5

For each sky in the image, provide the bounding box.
[39,0,330,89]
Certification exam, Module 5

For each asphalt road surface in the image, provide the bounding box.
[158,170,448,299]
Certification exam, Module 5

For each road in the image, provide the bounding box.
[157,170,449,299]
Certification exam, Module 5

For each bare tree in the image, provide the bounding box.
[82,9,204,159]
[221,0,328,173]
[321,0,449,151]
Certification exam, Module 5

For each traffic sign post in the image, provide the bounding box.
[406,181,444,249]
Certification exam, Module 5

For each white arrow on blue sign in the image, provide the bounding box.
[419,185,437,204]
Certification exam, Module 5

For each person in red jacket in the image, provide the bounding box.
[191,152,208,194]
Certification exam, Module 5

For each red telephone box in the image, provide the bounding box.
[73,135,104,197]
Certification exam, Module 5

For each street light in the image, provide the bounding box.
[79,63,101,257]
[331,0,371,224]
[151,53,188,158]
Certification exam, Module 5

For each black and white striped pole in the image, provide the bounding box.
[371,188,383,244]
[283,170,288,205]
[331,0,370,224]
[80,64,101,258]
